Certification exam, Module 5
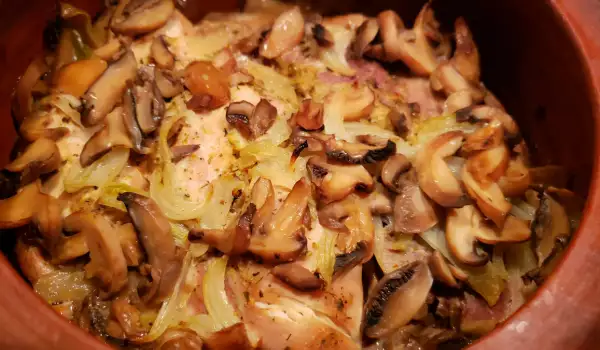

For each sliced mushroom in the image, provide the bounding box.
[248,178,310,263]
[466,105,520,141]
[184,61,230,111]
[318,194,375,254]
[122,87,148,154]
[381,154,412,192]
[171,144,200,163]
[333,240,370,278]
[51,233,90,264]
[151,35,175,70]
[54,59,108,98]
[20,111,69,142]
[117,223,143,267]
[118,192,182,304]
[367,191,393,215]
[462,165,511,228]
[532,191,570,266]
[362,261,433,338]
[325,136,396,165]
[6,138,61,184]
[312,23,334,47]
[16,238,57,284]
[272,262,324,291]
[429,251,458,287]
[393,168,438,234]
[465,144,510,184]
[111,0,175,35]
[352,18,379,57]
[292,99,324,131]
[453,18,480,84]
[260,6,305,59]
[443,91,473,115]
[155,68,183,98]
[226,99,277,139]
[497,157,531,197]
[189,203,254,256]
[250,99,277,138]
[462,124,504,154]
[307,156,374,204]
[81,50,138,126]
[415,131,469,207]
[156,328,204,350]
[203,323,252,350]
[430,63,484,102]
[80,107,133,167]
[376,6,442,76]
[64,211,128,294]
[133,82,164,135]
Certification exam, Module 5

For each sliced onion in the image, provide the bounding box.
[33,270,92,304]
[315,228,336,285]
[320,24,356,76]
[64,148,130,193]
[203,256,241,330]
[99,182,147,211]
[186,314,219,339]
[243,59,299,108]
[142,251,196,342]
[196,176,245,229]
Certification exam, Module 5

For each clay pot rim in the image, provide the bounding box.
[1,0,600,349]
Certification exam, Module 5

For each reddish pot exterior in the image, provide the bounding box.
[0,0,599,349]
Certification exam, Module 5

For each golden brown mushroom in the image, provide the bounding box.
[272,262,324,291]
[415,131,469,207]
[260,6,305,59]
[54,59,108,98]
[19,111,69,142]
[155,68,184,99]
[532,191,570,266]
[63,211,128,294]
[461,165,512,228]
[156,328,204,350]
[465,144,510,184]
[80,107,133,167]
[429,251,459,288]
[118,192,182,304]
[51,233,90,264]
[325,136,396,165]
[307,156,374,204]
[352,18,379,57]
[6,138,61,184]
[184,61,230,111]
[111,0,175,36]
[117,223,143,267]
[81,50,138,126]
[248,178,310,263]
[362,261,433,338]
[150,36,175,70]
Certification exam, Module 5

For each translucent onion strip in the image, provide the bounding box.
[203,256,240,330]
[64,148,130,193]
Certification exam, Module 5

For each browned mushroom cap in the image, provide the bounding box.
[204,323,252,350]
[415,131,469,207]
[352,18,379,57]
[51,233,90,264]
[133,67,166,135]
[117,223,143,267]
[156,328,204,350]
[466,105,520,140]
[20,111,69,142]
[465,144,510,184]
[312,23,334,47]
[248,178,310,263]
[81,50,138,126]
[325,136,396,165]
[64,211,128,294]
[15,238,57,284]
[333,240,370,278]
[445,205,489,266]
[381,154,411,192]
[293,99,324,131]
[155,68,184,98]
[430,62,484,102]
[376,6,441,76]
[117,192,182,303]
[318,194,375,254]
[272,262,324,291]
[189,204,254,256]
[0,181,62,246]
[462,124,504,154]
[151,36,175,70]
[307,156,374,204]
[393,168,439,234]
[6,138,61,183]
[226,99,277,139]
[184,61,230,111]
[122,86,148,154]
[532,191,570,266]
[111,0,175,35]
[80,107,133,166]
[362,261,433,338]
[452,18,481,84]
[461,165,511,228]
[54,59,108,98]
[259,6,305,59]
[429,251,458,287]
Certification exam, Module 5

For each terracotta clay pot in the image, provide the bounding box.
[0,0,599,349]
